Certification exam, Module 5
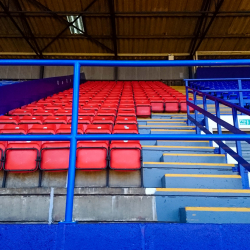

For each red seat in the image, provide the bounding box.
[19,116,44,129]
[40,142,70,171]
[110,141,141,170]
[101,104,118,111]
[135,100,151,117]
[165,100,179,113]
[4,142,41,171]
[68,116,93,125]
[113,124,138,134]
[44,105,63,110]
[43,116,68,124]
[0,116,19,125]
[79,110,96,117]
[28,124,56,134]
[97,109,116,117]
[0,142,7,170]
[56,124,85,134]
[0,124,27,134]
[85,124,112,134]
[118,105,135,111]
[76,141,109,170]
[116,116,137,125]
[11,109,33,116]
[92,116,115,130]
[55,109,72,116]
[150,99,164,112]
[117,110,136,117]
[180,101,194,113]
[33,110,54,116]
[82,104,99,111]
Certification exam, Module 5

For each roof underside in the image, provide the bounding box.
[1,0,250,60]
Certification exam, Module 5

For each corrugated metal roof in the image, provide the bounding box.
[0,0,250,59]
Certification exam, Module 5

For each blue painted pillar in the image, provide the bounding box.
[238,80,244,110]
[232,107,249,189]
[64,62,80,222]
[185,81,191,125]
[203,95,212,147]
[215,100,225,154]
[193,91,200,134]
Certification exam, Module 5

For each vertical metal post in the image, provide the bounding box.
[203,95,212,147]
[238,80,244,109]
[232,107,249,189]
[215,100,224,154]
[185,80,191,125]
[193,91,200,134]
[64,62,80,223]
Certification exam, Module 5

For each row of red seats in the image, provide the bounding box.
[0,124,139,134]
[8,81,190,117]
[0,115,138,128]
[0,140,141,171]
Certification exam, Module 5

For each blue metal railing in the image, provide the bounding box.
[186,78,250,107]
[1,59,250,223]
[185,80,250,188]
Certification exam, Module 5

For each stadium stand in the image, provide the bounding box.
[0,79,250,227]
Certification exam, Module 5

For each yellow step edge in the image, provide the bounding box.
[143,162,234,167]
[147,122,186,124]
[137,118,187,121]
[163,153,224,157]
[137,119,186,121]
[157,140,209,142]
[152,113,186,115]
[152,129,195,132]
[185,207,250,212]
[164,174,241,178]
[142,145,215,149]
[156,188,250,194]
[140,125,195,128]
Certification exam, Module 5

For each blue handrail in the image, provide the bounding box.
[1,59,250,223]
[185,82,250,188]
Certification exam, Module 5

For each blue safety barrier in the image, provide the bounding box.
[185,79,250,188]
[187,78,250,107]
[1,59,250,223]
[0,74,85,116]
[196,66,250,79]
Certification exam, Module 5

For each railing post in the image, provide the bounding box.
[203,95,212,147]
[232,107,249,189]
[215,100,225,154]
[193,91,200,134]
[63,62,80,223]
[185,81,191,125]
[238,79,244,110]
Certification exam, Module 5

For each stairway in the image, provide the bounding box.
[139,113,250,223]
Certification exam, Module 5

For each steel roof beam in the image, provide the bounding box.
[0,0,41,57]
[12,0,43,58]
[189,0,212,57]
[25,0,114,53]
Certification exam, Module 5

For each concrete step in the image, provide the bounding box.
[143,149,219,162]
[180,207,250,223]
[143,162,235,169]
[156,140,210,147]
[143,165,237,188]
[140,140,157,146]
[161,174,242,189]
[162,153,226,163]
[151,129,196,134]
[153,188,250,222]
[142,145,216,152]
[146,122,187,126]
[139,125,194,129]
[152,114,187,119]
